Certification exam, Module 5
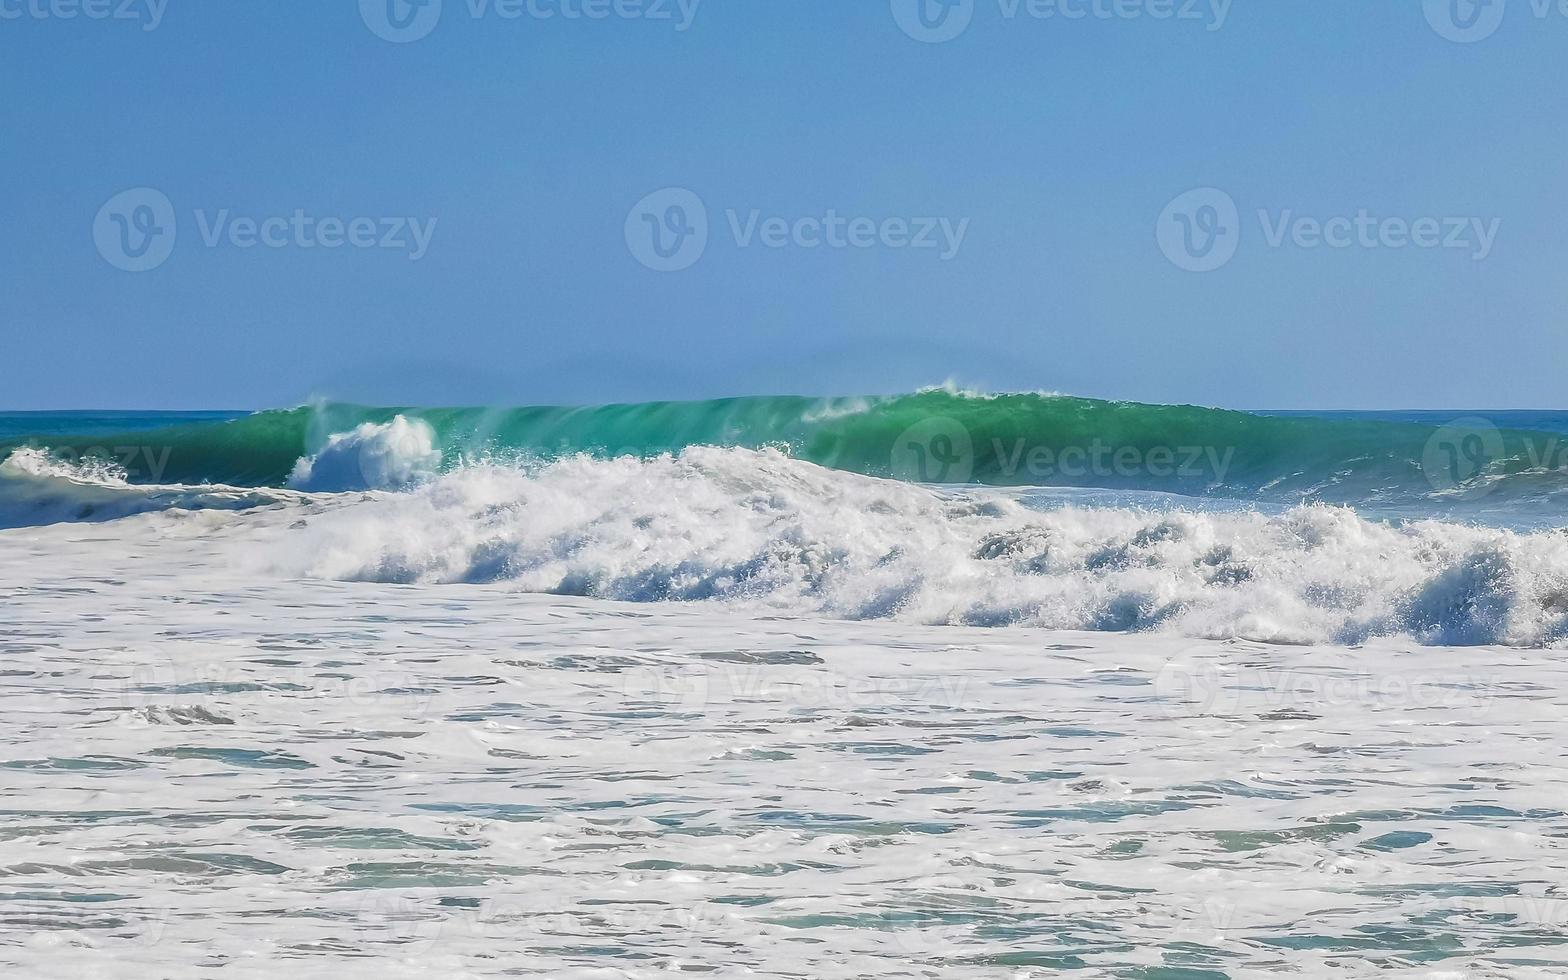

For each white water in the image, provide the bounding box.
[6,444,1568,976]
[0,446,301,530]
[4,498,1568,978]
[288,415,442,492]
[278,446,1568,648]
[9,443,1568,647]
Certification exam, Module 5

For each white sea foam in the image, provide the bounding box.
[916,379,1068,399]
[4,504,1567,978]
[9,437,1567,647]
[287,415,441,492]
[0,446,297,529]
[284,446,1568,647]
[6,441,1568,977]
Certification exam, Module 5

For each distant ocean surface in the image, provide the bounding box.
[5,392,1568,977]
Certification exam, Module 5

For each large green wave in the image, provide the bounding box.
[2,390,1561,506]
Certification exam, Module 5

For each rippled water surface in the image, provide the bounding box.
[4,510,1568,978]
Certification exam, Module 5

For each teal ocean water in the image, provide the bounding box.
[5,390,1567,647]
[4,392,1566,524]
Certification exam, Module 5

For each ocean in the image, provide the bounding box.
[4,390,1568,978]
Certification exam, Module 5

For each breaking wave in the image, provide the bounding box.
[280,447,1568,647]
[0,447,299,530]
[5,390,1565,512]
[8,392,1568,646]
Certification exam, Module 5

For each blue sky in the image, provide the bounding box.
[2,0,1565,410]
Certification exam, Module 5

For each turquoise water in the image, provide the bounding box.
[5,393,1566,526]
[0,410,246,441]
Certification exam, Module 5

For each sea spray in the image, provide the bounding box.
[287,416,442,492]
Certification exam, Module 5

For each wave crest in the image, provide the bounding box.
[282,448,1568,647]
[5,392,1565,511]
[287,415,441,492]
[0,446,297,529]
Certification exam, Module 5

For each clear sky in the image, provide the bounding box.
[3,1,1565,410]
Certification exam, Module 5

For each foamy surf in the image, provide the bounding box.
[286,415,442,492]
[4,513,1567,979]
[5,402,1568,978]
[278,446,1568,647]
[6,433,1568,647]
[0,446,304,530]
